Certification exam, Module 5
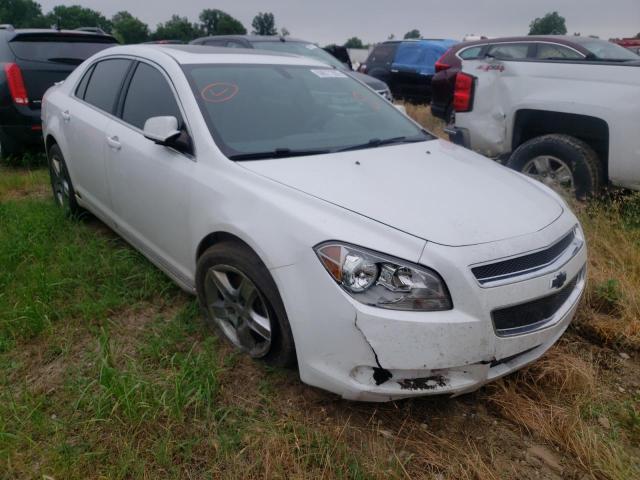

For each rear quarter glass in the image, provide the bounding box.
[366,44,398,65]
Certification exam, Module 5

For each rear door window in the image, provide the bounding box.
[535,44,583,59]
[83,59,132,114]
[75,65,94,98]
[121,62,182,130]
[459,46,484,59]
[486,43,530,60]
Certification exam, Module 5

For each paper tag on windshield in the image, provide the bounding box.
[305,44,319,50]
[311,69,347,78]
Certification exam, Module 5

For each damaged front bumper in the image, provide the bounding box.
[270,215,587,402]
[347,282,582,401]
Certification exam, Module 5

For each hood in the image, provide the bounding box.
[240,139,564,246]
[349,71,388,91]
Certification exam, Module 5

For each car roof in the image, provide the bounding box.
[451,35,592,52]
[96,44,330,67]
[191,35,311,44]
[383,38,457,45]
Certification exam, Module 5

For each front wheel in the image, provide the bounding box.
[195,242,296,368]
[507,134,602,200]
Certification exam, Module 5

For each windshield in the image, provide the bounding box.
[252,41,346,69]
[578,39,639,61]
[183,64,430,159]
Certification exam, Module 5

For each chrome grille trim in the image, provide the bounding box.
[471,228,583,287]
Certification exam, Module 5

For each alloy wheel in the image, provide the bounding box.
[50,154,70,211]
[522,155,575,195]
[203,265,272,357]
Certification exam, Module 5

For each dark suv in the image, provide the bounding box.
[358,39,456,103]
[190,35,392,100]
[0,26,117,157]
[431,35,639,121]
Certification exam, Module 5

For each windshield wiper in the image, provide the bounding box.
[229,147,332,161]
[336,135,428,153]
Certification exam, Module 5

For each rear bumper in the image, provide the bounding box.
[0,124,43,146]
[0,104,43,148]
[445,126,470,148]
[430,103,450,121]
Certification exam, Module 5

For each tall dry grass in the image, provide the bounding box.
[405,105,640,479]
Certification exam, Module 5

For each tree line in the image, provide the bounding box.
[0,0,287,43]
[1,5,635,48]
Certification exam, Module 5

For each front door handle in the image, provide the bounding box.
[61,110,71,122]
[106,135,121,150]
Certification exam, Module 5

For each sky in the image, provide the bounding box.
[37,0,640,44]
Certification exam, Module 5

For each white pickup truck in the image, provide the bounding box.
[447,57,640,198]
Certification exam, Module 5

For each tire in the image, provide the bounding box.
[47,144,82,217]
[507,134,602,200]
[196,241,296,368]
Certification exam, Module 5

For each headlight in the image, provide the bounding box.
[315,242,452,311]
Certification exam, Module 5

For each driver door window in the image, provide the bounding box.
[121,62,183,130]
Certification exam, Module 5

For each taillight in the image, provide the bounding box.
[453,72,474,112]
[4,63,29,105]
[435,61,450,72]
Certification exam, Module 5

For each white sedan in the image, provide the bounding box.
[42,45,587,401]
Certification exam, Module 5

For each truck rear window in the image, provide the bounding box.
[9,34,117,64]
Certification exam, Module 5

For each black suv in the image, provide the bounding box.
[0,26,117,157]
[190,35,392,100]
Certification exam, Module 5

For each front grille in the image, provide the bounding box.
[492,273,579,336]
[472,230,576,284]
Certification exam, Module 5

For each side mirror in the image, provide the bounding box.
[143,116,192,155]
[143,116,181,145]
[394,104,407,115]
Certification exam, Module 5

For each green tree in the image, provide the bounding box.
[280,27,290,37]
[343,37,364,49]
[199,9,246,36]
[251,12,277,36]
[111,11,149,44]
[152,15,202,42]
[403,29,421,39]
[45,5,112,31]
[0,0,47,27]
[528,11,567,35]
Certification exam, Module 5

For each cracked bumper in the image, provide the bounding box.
[270,217,586,402]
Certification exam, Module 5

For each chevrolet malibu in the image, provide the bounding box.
[42,45,587,401]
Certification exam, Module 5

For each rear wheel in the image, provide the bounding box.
[48,144,81,217]
[507,134,602,200]
[196,242,296,367]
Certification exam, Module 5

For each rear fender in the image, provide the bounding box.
[454,59,509,156]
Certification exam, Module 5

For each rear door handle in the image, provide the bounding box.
[106,135,121,150]
[61,110,70,122]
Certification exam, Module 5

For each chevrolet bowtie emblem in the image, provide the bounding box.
[551,271,567,289]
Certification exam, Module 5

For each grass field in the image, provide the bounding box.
[1,109,639,479]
